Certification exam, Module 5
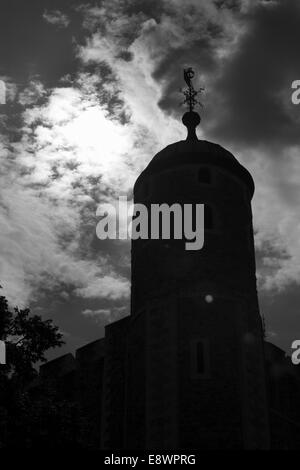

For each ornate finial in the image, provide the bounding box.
[182,67,204,112]
[181,68,204,141]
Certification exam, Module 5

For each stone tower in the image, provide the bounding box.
[124,106,270,448]
[101,71,270,450]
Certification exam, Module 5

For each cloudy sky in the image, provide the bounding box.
[1,0,300,357]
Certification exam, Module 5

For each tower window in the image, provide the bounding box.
[198,168,211,184]
[190,339,210,379]
[204,205,214,230]
[196,342,205,374]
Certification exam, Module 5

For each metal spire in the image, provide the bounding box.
[181,67,204,112]
[181,68,204,141]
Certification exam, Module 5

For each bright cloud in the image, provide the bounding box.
[248,146,300,291]
[82,305,128,324]
[0,80,135,306]
[43,10,70,28]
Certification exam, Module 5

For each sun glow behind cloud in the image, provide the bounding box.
[24,86,137,192]
[0,81,140,305]
[0,25,184,307]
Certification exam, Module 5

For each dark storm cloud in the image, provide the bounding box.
[149,1,240,120]
[125,0,163,19]
[214,0,242,9]
[153,0,300,150]
[209,0,300,148]
[0,0,77,86]
[155,38,219,114]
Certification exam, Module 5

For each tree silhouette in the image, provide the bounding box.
[0,286,67,448]
[0,286,63,384]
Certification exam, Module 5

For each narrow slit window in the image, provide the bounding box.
[198,168,211,184]
[196,342,205,374]
[191,339,210,379]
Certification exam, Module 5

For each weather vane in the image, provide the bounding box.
[181,67,204,112]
